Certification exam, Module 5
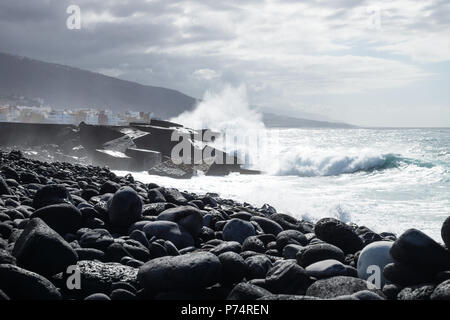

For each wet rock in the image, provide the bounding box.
[265,260,309,294]
[79,228,114,251]
[218,251,246,285]
[314,218,363,254]
[108,187,142,228]
[12,218,78,276]
[137,252,222,293]
[245,254,273,280]
[441,216,450,249]
[227,282,272,300]
[157,205,203,236]
[31,203,82,236]
[305,259,348,279]
[296,243,345,267]
[390,228,450,274]
[33,184,73,209]
[222,218,256,244]
[143,221,194,249]
[250,216,283,236]
[0,264,61,300]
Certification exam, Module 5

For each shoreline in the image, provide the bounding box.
[0,149,449,300]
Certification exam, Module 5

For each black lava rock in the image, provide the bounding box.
[108,187,143,227]
[441,216,450,249]
[12,218,78,276]
[296,243,345,267]
[306,276,383,299]
[33,184,73,209]
[157,205,203,236]
[222,218,256,244]
[137,252,222,293]
[218,251,247,285]
[227,282,272,300]
[314,218,363,254]
[390,228,450,274]
[0,264,61,300]
[31,203,82,236]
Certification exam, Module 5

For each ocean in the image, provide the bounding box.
[115,127,450,243]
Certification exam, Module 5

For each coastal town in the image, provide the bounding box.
[0,95,153,125]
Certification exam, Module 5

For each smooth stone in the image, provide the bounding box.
[210,241,242,255]
[157,205,203,236]
[306,259,348,279]
[79,228,114,251]
[160,188,187,205]
[84,293,111,300]
[245,254,273,280]
[282,244,304,260]
[275,230,307,251]
[0,264,61,300]
[137,252,222,293]
[110,288,136,300]
[99,181,120,195]
[218,251,247,284]
[147,189,166,203]
[314,218,363,254]
[12,218,78,276]
[390,228,450,274]
[108,186,142,227]
[129,229,150,248]
[222,218,256,244]
[351,290,384,300]
[357,241,393,288]
[33,184,73,209]
[382,283,401,300]
[383,262,434,287]
[296,243,345,267]
[75,248,105,261]
[143,221,194,249]
[265,260,309,294]
[31,203,82,236]
[306,276,383,299]
[227,283,272,300]
[250,216,283,236]
[441,216,450,249]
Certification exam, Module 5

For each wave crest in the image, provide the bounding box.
[268,150,429,177]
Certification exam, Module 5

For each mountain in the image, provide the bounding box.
[0,52,355,127]
[0,52,197,118]
[262,112,356,128]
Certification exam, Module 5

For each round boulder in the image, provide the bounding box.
[108,187,143,228]
[357,241,393,288]
[223,218,256,244]
[314,218,363,254]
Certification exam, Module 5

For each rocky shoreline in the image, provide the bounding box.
[0,149,450,300]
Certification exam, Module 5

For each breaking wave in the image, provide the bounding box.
[268,150,433,177]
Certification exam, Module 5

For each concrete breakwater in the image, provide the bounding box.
[0,121,259,178]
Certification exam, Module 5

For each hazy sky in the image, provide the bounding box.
[0,0,449,126]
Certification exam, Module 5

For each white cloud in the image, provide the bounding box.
[192,68,221,80]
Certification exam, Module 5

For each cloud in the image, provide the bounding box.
[0,0,449,125]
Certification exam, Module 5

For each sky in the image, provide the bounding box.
[0,0,449,127]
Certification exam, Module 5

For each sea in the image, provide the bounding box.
[115,127,450,243]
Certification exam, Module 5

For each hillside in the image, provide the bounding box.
[0,52,197,119]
